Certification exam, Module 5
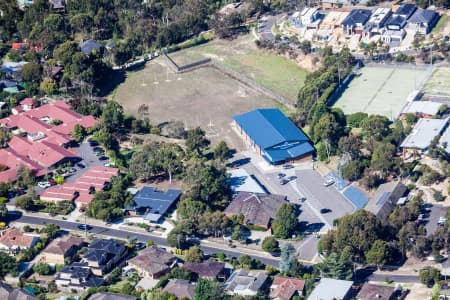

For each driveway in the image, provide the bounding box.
[257,14,280,41]
[425,204,447,236]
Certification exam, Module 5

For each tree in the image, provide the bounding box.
[198,211,231,238]
[15,195,34,210]
[347,112,368,128]
[214,141,231,162]
[371,142,396,175]
[0,127,11,148]
[39,78,57,95]
[33,262,52,275]
[361,115,391,141]
[170,267,195,281]
[231,225,243,241]
[0,204,7,220]
[262,236,280,253]
[194,279,225,300]
[71,124,86,143]
[185,127,210,155]
[365,240,391,267]
[184,246,203,263]
[342,160,364,181]
[0,252,18,277]
[21,62,43,84]
[40,223,60,239]
[16,164,34,189]
[272,203,298,239]
[177,198,208,221]
[317,252,352,280]
[279,243,296,274]
[101,101,124,131]
[338,135,362,160]
[419,267,440,287]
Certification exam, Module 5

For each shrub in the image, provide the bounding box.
[262,237,280,253]
[433,189,445,202]
[33,262,52,275]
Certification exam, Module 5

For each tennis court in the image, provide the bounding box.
[422,67,450,96]
[333,66,428,119]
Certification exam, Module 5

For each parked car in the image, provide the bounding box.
[38,181,51,188]
[68,167,77,173]
[89,140,99,146]
[104,163,115,167]
[323,179,335,187]
[93,147,104,153]
[320,208,332,214]
[279,179,289,185]
[299,197,306,202]
[287,176,297,181]
[76,163,86,169]
[277,173,286,179]
[283,164,294,170]
[99,156,108,161]
[48,179,56,186]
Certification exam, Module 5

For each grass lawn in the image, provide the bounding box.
[169,34,308,102]
[433,14,450,34]
[422,67,450,96]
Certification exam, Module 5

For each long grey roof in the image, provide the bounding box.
[307,278,353,300]
[402,101,442,116]
[364,181,407,219]
[400,118,448,150]
[440,127,450,154]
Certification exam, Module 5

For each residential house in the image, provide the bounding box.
[364,181,407,220]
[407,9,439,34]
[125,187,181,223]
[225,269,268,296]
[81,40,102,56]
[0,228,39,255]
[233,109,314,165]
[383,4,416,44]
[320,10,350,30]
[341,9,371,36]
[40,236,84,265]
[127,246,177,279]
[82,238,128,276]
[356,283,395,300]
[270,276,305,300]
[401,101,443,118]
[183,261,226,280]
[163,279,195,300]
[291,8,322,29]
[48,0,65,13]
[0,79,18,92]
[0,281,38,300]
[89,293,136,300]
[400,118,449,157]
[225,191,287,229]
[55,262,104,292]
[364,7,392,37]
[307,278,353,300]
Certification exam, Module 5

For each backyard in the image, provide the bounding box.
[168,34,309,102]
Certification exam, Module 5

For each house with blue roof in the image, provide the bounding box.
[125,187,181,223]
[233,109,315,165]
[341,9,371,36]
[407,9,439,34]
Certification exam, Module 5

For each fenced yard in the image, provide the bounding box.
[112,58,280,149]
[333,66,428,119]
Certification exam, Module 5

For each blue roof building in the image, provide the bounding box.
[233,109,314,164]
[126,187,181,222]
[407,9,440,34]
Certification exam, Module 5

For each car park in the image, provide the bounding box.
[38,181,51,188]
[323,179,335,187]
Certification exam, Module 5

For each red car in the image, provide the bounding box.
[48,179,56,186]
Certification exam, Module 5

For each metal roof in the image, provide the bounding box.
[408,9,438,24]
[343,185,368,210]
[307,278,353,300]
[400,118,448,150]
[402,101,442,116]
[228,168,266,194]
[440,127,450,154]
[394,3,416,18]
[130,187,181,221]
[233,109,314,164]
[81,40,102,55]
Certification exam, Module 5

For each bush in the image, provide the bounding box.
[347,112,368,128]
[433,189,445,202]
[262,237,280,253]
[419,267,440,287]
[33,262,52,275]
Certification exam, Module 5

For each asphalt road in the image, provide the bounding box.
[8,213,281,267]
[257,15,279,41]
[425,204,446,237]
[369,273,420,283]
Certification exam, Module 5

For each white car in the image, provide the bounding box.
[104,163,115,167]
[38,181,50,188]
[323,179,335,187]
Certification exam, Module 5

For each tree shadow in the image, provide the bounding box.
[97,70,126,97]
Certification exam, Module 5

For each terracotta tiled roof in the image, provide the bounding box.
[0,228,38,249]
[41,187,77,201]
[270,276,305,300]
[20,98,33,106]
[44,236,84,255]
